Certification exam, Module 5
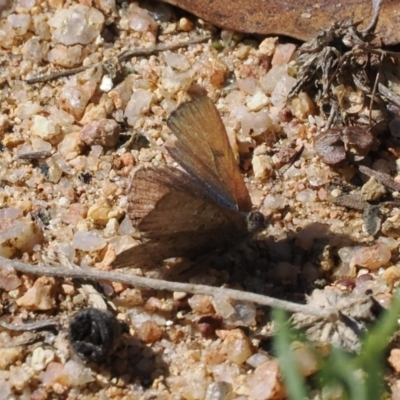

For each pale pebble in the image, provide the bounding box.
[351,243,392,270]
[247,360,285,400]
[0,347,24,370]
[31,348,55,372]
[47,44,84,68]
[16,277,56,310]
[72,231,107,252]
[0,219,43,258]
[48,5,105,45]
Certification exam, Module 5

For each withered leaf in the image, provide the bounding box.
[314,126,374,166]
[162,0,400,45]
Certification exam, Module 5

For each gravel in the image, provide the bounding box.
[1,0,400,398]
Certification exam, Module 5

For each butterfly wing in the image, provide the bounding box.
[166,95,252,212]
[112,166,248,268]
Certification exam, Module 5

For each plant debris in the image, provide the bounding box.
[313,126,374,166]
[68,308,128,363]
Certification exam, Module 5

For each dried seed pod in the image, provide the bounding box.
[68,308,127,363]
[314,129,346,166]
[334,85,365,115]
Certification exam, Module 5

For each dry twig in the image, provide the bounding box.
[1,255,337,320]
[25,35,212,84]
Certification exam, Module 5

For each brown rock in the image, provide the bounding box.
[136,320,163,343]
[80,119,120,148]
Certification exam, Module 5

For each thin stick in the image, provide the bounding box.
[368,53,384,126]
[1,256,336,320]
[25,34,212,84]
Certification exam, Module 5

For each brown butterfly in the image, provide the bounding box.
[113,95,265,268]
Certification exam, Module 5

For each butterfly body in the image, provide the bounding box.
[113,96,264,268]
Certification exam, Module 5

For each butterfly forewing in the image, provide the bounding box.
[166,95,252,212]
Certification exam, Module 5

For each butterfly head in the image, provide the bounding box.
[246,211,266,234]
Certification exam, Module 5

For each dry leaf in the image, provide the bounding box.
[162,0,400,45]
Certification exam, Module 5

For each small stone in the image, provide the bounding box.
[258,37,278,56]
[22,37,48,62]
[32,14,51,40]
[120,152,134,167]
[59,80,97,120]
[188,294,215,314]
[0,347,24,370]
[246,91,269,112]
[381,266,400,287]
[136,320,163,343]
[252,154,273,180]
[47,44,84,68]
[88,203,112,225]
[0,264,21,291]
[31,348,55,372]
[291,341,320,377]
[127,3,158,35]
[80,119,120,148]
[117,216,136,235]
[108,76,134,109]
[271,43,297,65]
[8,366,33,391]
[16,277,56,310]
[247,360,285,400]
[57,132,84,160]
[271,73,297,108]
[48,5,105,45]
[164,51,191,72]
[261,64,287,94]
[219,329,253,365]
[204,381,232,400]
[31,115,61,142]
[7,13,30,35]
[94,0,117,15]
[246,353,269,368]
[361,177,387,201]
[0,20,15,49]
[103,218,119,237]
[72,231,107,252]
[39,362,63,385]
[178,17,193,31]
[351,242,391,270]
[291,92,316,121]
[0,219,43,258]
[117,288,144,307]
[124,89,154,126]
[63,360,95,386]
[44,158,63,183]
[41,360,94,387]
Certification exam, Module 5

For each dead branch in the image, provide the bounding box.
[25,34,212,84]
[1,255,337,320]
